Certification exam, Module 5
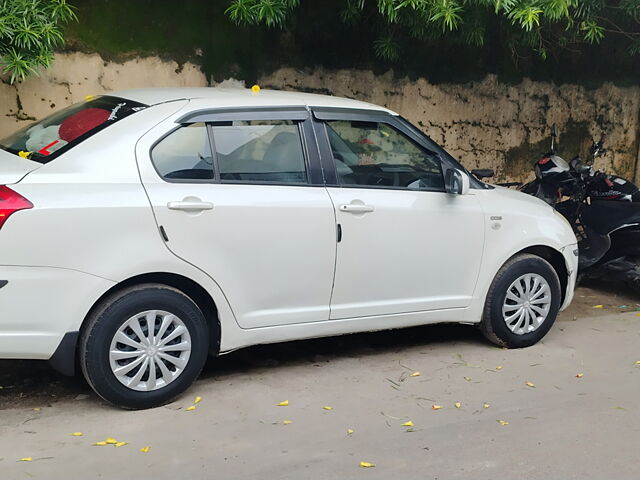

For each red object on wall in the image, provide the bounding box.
[59,108,110,143]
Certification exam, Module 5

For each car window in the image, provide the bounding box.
[210,120,307,184]
[0,96,147,164]
[325,120,444,191]
[151,123,214,180]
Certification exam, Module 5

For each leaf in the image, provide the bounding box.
[497,419,509,425]
[526,382,536,388]
[323,406,333,410]
[401,420,414,427]
[139,446,151,453]
[634,361,640,365]
[18,457,33,462]
[592,305,604,309]
[194,396,202,404]
[70,432,83,437]
[283,420,293,425]
[360,461,376,468]
[575,373,584,378]
[94,442,107,446]
[277,400,289,406]
[409,371,421,377]
[483,403,490,409]
[347,428,354,435]
[464,376,471,381]
[495,366,503,370]
[454,402,461,409]
[115,442,127,447]
[431,405,442,410]
[105,438,118,445]
[186,406,196,411]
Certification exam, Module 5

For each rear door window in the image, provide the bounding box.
[0,96,147,164]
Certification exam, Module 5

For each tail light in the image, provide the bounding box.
[0,186,33,230]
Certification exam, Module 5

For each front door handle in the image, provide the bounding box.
[339,204,375,214]
[167,200,214,212]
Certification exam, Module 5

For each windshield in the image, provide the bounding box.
[0,96,147,164]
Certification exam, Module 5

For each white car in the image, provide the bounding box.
[0,88,578,408]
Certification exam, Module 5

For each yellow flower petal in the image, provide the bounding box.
[19,457,32,462]
[283,420,293,425]
[526,382,536,388]
[194,396,202,404]
[115,442,127,447]
[105,437,118,444]
[359,461,376,468]
[454,402,462,409]
[409,371,421,377]
[483,403,490,409]
[94,441,107,446]
[277,400,289,406]
[84,95,96,101]
[323,406,333,410]
[139,446,151,453]
[575,373,584,378]
[634,361,640,365]
[18,151,32,159]
[495,366,503,370]
[251,85,261,94]
[431,404,442,410]
[347,428,354,435]
[401,420,414,427]
[593,305,604,309]
[497,419,509,426]
[186,406,196,411]
[70,432,83,437]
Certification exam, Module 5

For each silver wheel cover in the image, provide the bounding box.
[502,273,552,335]
[109,310,192,392]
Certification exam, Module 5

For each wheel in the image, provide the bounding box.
[480,254,561,348]
[79,284,210,409]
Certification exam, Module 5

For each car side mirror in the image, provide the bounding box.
[445,168,470,195]
[471,168,494,180]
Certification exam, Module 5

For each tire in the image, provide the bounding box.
[480,254,561,348]
[79,284,210,409]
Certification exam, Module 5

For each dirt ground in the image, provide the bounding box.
[1,281,639,479]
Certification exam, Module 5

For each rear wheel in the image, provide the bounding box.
[79,284,209,409]
[480,254,561,348]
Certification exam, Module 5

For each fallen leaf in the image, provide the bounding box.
[115,442,127,447]
[360,461,376,468]
[526,382,536,388]
[94,441,107,446]
[105,438,118,445]
[277,400,289,407]
[431,405,442,410]
[70,432,83,437]
[409,372,421,377]
[323,406,333,411]
[347,429,354,435]
[454,402,461,409]
[464,376,471,382]
[139,446,151,453]
[634,361,640,365]
[401,421,414,427]
[592,305,604,309]
[575,373,584,378]
[483,403,490,409]
[18,457,32,462]
[186,406,196,411]
[495,366,503,371]
[497,420,509,426]
[32,408,41,412]
[283,420,293,425]
[194,396,202,404]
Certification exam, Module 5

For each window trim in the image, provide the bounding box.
[150,109,324,186]
[312,110,446,193]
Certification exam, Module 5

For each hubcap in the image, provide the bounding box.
[502,273,552,335]
[109,310,192,392]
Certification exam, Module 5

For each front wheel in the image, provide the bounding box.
[480,254,561,348]
[79,285,210,409]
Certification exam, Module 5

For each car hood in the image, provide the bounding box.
[0,149,41,185]
[487,184,553,210]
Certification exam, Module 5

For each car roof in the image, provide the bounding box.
[110,87,397,115]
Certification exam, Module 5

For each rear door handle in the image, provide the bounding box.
[167,201,214,212]
[339,204,375,213]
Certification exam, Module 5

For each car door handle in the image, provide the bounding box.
[167,201,214,212]
[339,204,375,213]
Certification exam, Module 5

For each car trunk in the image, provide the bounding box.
[0,150,41,185]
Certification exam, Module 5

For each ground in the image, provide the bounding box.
[1,282,639,479]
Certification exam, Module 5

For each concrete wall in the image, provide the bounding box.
[1,53,638,182]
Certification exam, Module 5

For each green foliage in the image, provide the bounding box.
[225,0,640,62]
[0,0,76,83]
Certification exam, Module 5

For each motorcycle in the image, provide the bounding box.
[473,125,640,290]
